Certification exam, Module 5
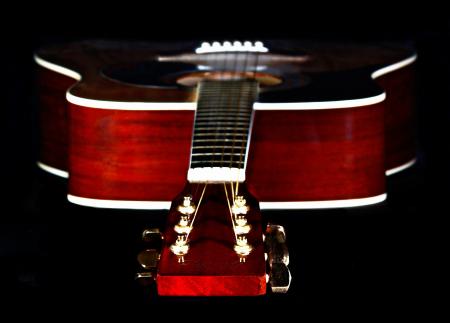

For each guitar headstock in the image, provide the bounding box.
[157,183,266,296]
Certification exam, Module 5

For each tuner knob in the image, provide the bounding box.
[135,272,155,286]
[264,224,291,293]
[265,224,289,265]
[142,228,163,245]
[136,228,163,286]
[268,263,292,293]
[137,249,160,269]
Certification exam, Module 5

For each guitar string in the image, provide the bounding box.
[186,183,207,242]
[223,182,238,242]
[220,47,240,172]
[206,45,222,171]
[229,48,251,197]
[214,47,235,169]
[189,45,234,242]
[235,50,260,197]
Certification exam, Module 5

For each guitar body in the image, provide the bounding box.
[35,40,416,209]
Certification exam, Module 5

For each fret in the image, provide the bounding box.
[191,153,244,156]
[193,138,247,143]
[196,111,252,115]
[195,116,250,120]
[190,162,245,168]
[191,146,236,149]
[194,121,249,126]
[192,148,248,154]
[190,160,245,165]
[194,132,248,137]
[194,127,248,131]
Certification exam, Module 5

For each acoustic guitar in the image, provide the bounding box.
[34,39,417,296]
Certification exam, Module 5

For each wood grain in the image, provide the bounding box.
[37,67,75,171]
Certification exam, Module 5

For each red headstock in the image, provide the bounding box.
[156,182,266,296]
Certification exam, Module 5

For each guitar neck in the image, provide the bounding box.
[188,79,258,183]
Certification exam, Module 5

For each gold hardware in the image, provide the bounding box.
[170,234,189,263]
[234,235,252,260]
[232,196,248,215]
[142,228,163,243]
[137,249,160,269]
[135,272,156,286]
[178,196,196,215]
[174,214,191,234]
[234,214,251,235]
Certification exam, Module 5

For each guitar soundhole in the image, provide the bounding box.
[101,61,310,91]
[101,61,197,87]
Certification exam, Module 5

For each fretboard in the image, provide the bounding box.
[188,79,258,183]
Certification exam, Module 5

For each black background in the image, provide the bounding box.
[0,6,448,318]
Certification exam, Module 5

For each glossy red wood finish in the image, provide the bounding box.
[39,64,416,204]
[37,67,75,171]
[68,103,193,201]
[378,65,416,170]
[247,104,386,201]
[157,184,266,296]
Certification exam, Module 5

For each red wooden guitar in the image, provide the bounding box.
[35,39,416,296]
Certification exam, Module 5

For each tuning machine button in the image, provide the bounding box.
[268,263,292,293]
[264,224,291,293]
[137,248,160,269]
[142,228,163,247]
[136,228,163,285]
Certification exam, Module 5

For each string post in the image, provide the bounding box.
[178,196,195,215]
[232,195,249,215]
[234,234,252,260]
[170,234,189,262]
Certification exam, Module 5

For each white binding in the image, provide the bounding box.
[385,158,416,176]
[67,195,171,210]
[33,54,81,80]
[371,55,417,79]
[37,161,69,178]
[67,193,387,209]
[260,193,387,209]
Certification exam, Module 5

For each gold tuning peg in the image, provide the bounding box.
[264,224,289,265]
[135,248,160,287]
[174,215,191,234]
[178,196,196,215]
[268,263,291,293]
[264,224,291,293]
[234,235,252,262]
[170,234,189,263]
[234,215,251,235]
[135,272,155,286]
[142,228,163,245]
[232,196,249,215]
[137,249,160,269]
